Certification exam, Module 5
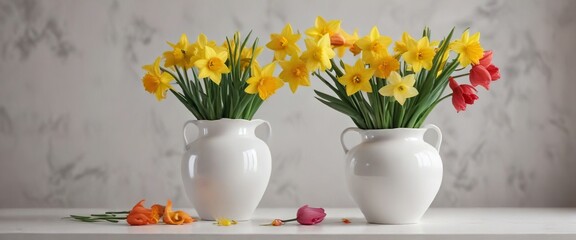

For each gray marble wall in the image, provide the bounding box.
[1,0,575,208]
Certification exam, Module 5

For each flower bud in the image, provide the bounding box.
[330,33,345,46]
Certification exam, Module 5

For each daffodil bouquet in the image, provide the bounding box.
[141,32,285,120]
[269,17,500,129]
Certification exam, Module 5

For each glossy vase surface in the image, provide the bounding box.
[341,124,443,224]
[181,118,272,221]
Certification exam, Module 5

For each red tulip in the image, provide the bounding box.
[296,205,326,225]
[469,50,500,89]
[469,65,491,90]
[479,50,493,67]
[487,64,500,81]
[450,77,479,112]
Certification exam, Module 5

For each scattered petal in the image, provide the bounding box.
[215,217,238,226]
[272,219,284,226]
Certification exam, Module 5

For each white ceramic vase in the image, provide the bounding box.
[341,124,443,224]
[181,118,272,221]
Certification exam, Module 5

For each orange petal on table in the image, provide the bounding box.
[130,200,152,214]
[127,212,153,226]
[127,199,155,225]
[163,199,194,225]
[271,219,283,226]
[342,218,351,224]
[151,204,165,224]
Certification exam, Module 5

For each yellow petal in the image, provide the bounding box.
[204,46,217,59]
[369,26,380,41]
[360,80,373,93]
[282,23,293,35]
[403,74,416,87]
[417,37,429,49]
[470,32,481,42]
[261,62,276,77]
[394,91,407,105]
[318,34,331,48]
[387,71,402,85]
[378,85,394,96]
[179,33,189,46]
[346,84,360,96]
[405,87,419,98]
[195,59,208,69]
[461,30,470,43]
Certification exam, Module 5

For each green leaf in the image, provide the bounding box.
[315,97,364,127]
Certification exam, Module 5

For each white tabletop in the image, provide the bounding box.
[1,208,576,240]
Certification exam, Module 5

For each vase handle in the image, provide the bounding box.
[340,127,361,154]
[423,124,442,151]
[253,119,272,143]
[183,120,199,150]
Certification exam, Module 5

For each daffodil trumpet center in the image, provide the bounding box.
[173,48,184,60]
[259,77,273,86]
[397,84,407,93]
[208,58,222,71]
[142,74,160,93]
[352,75,362,83]
[279,37,288,47]
[313,49,323,60]
[293,68,303,77]
[371,42,381,52]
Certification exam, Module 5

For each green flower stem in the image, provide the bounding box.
[105,211,130,214]
[67,212,129,223]
[281,218,298,222]
[260,218,298,226]
[452,73,470,78]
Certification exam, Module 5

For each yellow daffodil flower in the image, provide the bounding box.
[190,33,225,66]
[142,57,174,101]
[370,55,400,79]
[305,16,341,41]
[279,57,310,93]
[334,29,359,58]
[240,46,263,70]
[266,24,301,61]
[393,32,415,57]
[450,29,484,67]
[245,62,285,100]
[301,34,336,71]
[163,34,196,69]
[378,72,418,105]
[338,59,375,96]
[194,46,230,85]
[225,34,263,70]
[402,36,435,73]
[355,26,392,62]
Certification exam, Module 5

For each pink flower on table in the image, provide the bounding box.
[262,205,327,226]
[296,205,327,225]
